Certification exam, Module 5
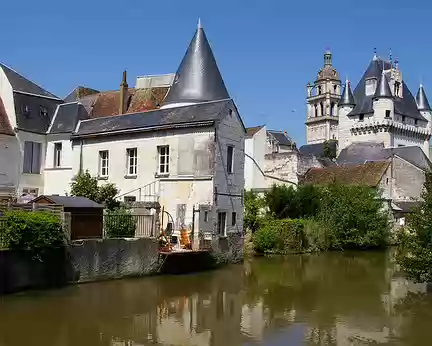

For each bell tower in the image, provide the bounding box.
[306,50,341,144]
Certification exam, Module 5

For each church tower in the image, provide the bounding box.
[306,50,341,144]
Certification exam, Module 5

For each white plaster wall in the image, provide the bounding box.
[0,134,20,195]
[250,126,267,189]
[244,137,254,190]
[16,130,47,196]
[44,134,75,195]
[0,66,16,128]
[263,151,299,186]
[213,104,245,234]
[392,156,425,201]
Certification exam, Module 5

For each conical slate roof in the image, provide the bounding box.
[162,21,229,107]
[374,71,392,99]
[416,84,432,111]
[339,80,355,106]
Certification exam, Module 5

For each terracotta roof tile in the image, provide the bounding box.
[89,89,136,118]
[246,125,264,138]
[128,87,169,113]
[0,97,14,136]
[303,161,390,187]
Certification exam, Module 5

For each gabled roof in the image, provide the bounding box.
[162,22,229,107]
[73,99,232,138]
[48,102,89,134]
[267,130,294,146]
[0,96,14,136]
[246,125,264,138]
[64,86,100,103]
[303,161,390,187]
[31,195,104,208]
[0,63,61,100]
[416,84,431,111]
[337,142,432,171]
[348,58,426,121]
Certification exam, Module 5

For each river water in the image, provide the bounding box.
[1,251,432,345]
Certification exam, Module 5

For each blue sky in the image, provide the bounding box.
[1,0,431,145]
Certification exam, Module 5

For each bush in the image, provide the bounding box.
[0,211,64,253]
[253,219,307,254]
[244,191,266,233]
[105,207,136,238]
[396,172,432,283]
[316,183,389,249]
[303,218,333,251]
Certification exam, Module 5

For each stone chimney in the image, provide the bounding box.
[119,70,128,115]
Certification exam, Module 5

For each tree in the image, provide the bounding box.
[321,140,337,160]
[70,170,120,210]
[396,172,432,283]
[244,191,265,233]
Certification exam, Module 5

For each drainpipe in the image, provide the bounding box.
[79,139,83,174]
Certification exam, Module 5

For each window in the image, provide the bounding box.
[40,106,48,117]
[330,102,335,116]
[359,114,364,121]
[231,212,237,226]
[157,146,170,174]
[227,145,234,174]
[21,104,29,114]
[54,142,62,168]
[385,110,391,118]
[99,150,109,177]
[402,115,406,123]
[124,196,136,204]
[126,148,137,175]
[333,85,337,94]
[394,81,401,97]
[22,188,38,196]
[217,212,227,236]
[314,105,318,117]
[320,102,324,116]
[318,85,322,95]
[204,211,209,222]
[23,141,41,174]
[415,119,418,126]
[365,78,377,96]
[386,177,389,184]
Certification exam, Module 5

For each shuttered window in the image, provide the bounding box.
[23,141,41,174]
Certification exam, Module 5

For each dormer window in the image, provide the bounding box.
[21,104,29,114]
[394,81,401,97]
[40,106,48,117]
[365,78,377,96]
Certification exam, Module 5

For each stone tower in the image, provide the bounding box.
[306,50,341,144]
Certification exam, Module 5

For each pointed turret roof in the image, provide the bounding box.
[374,71,392,99]
[416,84,432,111]
[162,21,229,108]
[339,80,355,106]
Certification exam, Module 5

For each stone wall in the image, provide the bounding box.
[69,238,160,283]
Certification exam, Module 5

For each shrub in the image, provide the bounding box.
[303,218,332,251]
[253,219,307,254]
[0,211,64,253]
[105,207,136,238]
[396,172,432,283]
[316,183,389,249]
[244,191,266,233]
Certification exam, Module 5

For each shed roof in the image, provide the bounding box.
[31,195,104,208]
[303,160,390,187]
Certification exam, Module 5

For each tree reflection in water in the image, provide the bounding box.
[0,250,431,346]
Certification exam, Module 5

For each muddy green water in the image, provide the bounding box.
[1,251,432,345]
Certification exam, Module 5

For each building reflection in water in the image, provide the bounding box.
[1,250,432,346]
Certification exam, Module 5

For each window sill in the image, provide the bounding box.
[22,172,41,175]
[124,174,137,179]
[98,176,109,181]
[155,173,170,178]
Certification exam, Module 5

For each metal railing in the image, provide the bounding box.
[116,180,160,203]
[104,213,155,238]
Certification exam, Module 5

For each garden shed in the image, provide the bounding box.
[30,195,104,240]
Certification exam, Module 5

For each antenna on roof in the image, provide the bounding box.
[373,47,378,60]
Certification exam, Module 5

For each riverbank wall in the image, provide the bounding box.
[0,234,244,294]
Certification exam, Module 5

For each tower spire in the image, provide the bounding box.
[416,84,432,111]
[324,48,332,66]
[161,21,229,108]
[374,70,392,99]
[339,79,355,107]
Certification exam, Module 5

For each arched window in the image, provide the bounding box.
[330,102,335,116]
[320,102,324,116]
[314,104,318,117]
[318,85,322,95]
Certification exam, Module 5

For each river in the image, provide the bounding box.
[1,251,432,345]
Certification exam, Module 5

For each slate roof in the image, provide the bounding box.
[416,85,431,111]
[303,161,390,187]
[0,96,14,136]
[267,130,294,146]
[48,102,89,134]
[246,125,264,138]
[32,195,104,208]
[0,63,60,99]
[13,92,63,133]
[393,200,420,213]
[339,81,355,106]
[337,142,432,171]
[348,58,426,121]
[74,99,232,137]
[374,72,392,98]
[299,140,337,157]
[162,22,229,107]
[64,86,100,103]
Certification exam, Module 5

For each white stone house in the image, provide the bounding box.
[47,22,246,237]
[0,63,63,201]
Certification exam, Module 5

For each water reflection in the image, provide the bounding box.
[0,251,432,345]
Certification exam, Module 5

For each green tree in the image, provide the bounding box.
[321,140,336,160]
[396,171,432,283]
[104,206,136,238]
[70,170,120,210]
[244,191,265,233]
